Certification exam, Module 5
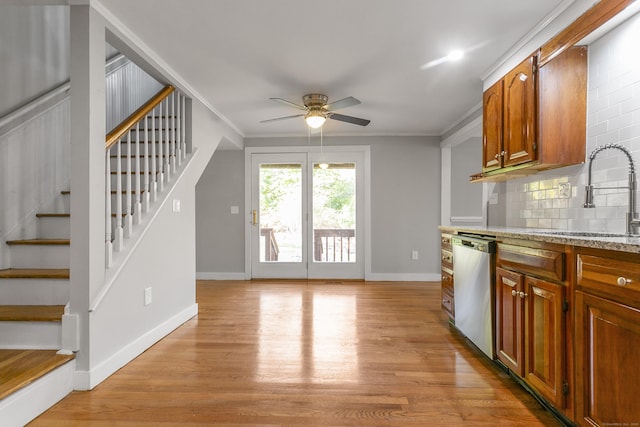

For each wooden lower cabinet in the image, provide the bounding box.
[496,267,524,375]
[524,276,565,408]
[495,267,566,408]
[575,291,640,426]
[575,248,640,426]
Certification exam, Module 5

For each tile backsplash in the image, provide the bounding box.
[502,11,640,233]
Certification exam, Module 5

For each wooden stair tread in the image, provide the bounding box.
[0,268,69,279]
[0,305,65,322]
[35,213,70,218]
[0,350,74,400]
[6,239,69,246]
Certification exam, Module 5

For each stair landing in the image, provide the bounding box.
[0,350,74,400]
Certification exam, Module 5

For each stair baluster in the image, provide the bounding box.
[124,132,133,238]
[164,97,171,183]
[151,107,159,199]
[171,92,177,173]
[114,139,124,252]
[105,147,113,267]
[143,115,150,213]
[133,122,142,225]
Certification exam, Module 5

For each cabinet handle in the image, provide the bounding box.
[511,290,517,297]
[501,150,507,157]
[617,277,631,286]
[495,154,500,159]
[518,291,528,299]
[441,237,450,245]
[442,255,452,262]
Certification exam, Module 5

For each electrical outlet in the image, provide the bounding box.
[412,250,419,260]
[144,287,152,306]
[558,182,571,198]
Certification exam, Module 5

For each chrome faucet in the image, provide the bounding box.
[584,143,640,236]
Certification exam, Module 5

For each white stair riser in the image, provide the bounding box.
[0,279,68,305]
[10,245,69,269]
[0,321,61,349]
[0,359,75,427]
[37,217,70,240]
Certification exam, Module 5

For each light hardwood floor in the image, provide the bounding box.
[30,280,560,426]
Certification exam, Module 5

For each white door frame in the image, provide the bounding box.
[244,145,371,280]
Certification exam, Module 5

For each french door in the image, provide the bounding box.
[248,149,365,279]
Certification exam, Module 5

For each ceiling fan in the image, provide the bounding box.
[260,94,371,128]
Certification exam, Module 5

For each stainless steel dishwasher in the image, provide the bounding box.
[451,234,496,359]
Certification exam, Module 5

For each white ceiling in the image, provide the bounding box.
[99,0,568,140]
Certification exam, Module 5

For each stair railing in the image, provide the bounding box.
[105,85,187,267]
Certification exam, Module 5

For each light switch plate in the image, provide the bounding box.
[230,206,239,214]
[172,199,181,213]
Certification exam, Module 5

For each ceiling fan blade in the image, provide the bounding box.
[325,96,360,111]
[260,114,304,123]
[329,113,370,126]
[269,97,307,111]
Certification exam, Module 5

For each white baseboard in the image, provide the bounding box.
[74,303,198,391]
[0,358,75,427]
[365,273,441,282]
[196,272,246,280]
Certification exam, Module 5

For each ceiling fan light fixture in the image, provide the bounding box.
[305,111,326,128]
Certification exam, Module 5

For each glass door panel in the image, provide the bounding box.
[251,153,307,278]
[312,163,356,263]
[259,163,302,263]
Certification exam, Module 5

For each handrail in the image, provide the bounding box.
[105,85,174,150]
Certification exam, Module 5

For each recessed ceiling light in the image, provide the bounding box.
[447,50,464,61]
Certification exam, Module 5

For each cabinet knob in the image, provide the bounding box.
[518,291,528,299]
[511,290,517,297]
[500,150,507,157]
[617,277,631,286]
[495,154,500,159]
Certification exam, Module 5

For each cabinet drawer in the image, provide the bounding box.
[497,243,564,282]
[441,249,453,271]
[441,233,452,251]
[441,270,453,294]
[577,252,640,304]
[441,288,454,318]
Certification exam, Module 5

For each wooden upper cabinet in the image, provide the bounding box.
[538,45,587,167]
[482,80,503,171]
[503,55,537,168]
[478,46,587,180]
[482,54,537,173]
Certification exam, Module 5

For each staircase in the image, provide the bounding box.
[0,85,188,425]
[0,192,74,427]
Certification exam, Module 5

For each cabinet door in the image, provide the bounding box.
[496,267,524,376]
[524,276,565,408]
[575,291,640,426]
[503,55,537,168]
[482,79,503,172]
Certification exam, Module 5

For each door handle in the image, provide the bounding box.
[252,209,258,226]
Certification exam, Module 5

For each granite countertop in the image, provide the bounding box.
[438,225,640,254]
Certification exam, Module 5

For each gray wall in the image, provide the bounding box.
[196,135,442,279]
[451,137,483,218]
[0,6,69,117]
[196,150,245,274]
